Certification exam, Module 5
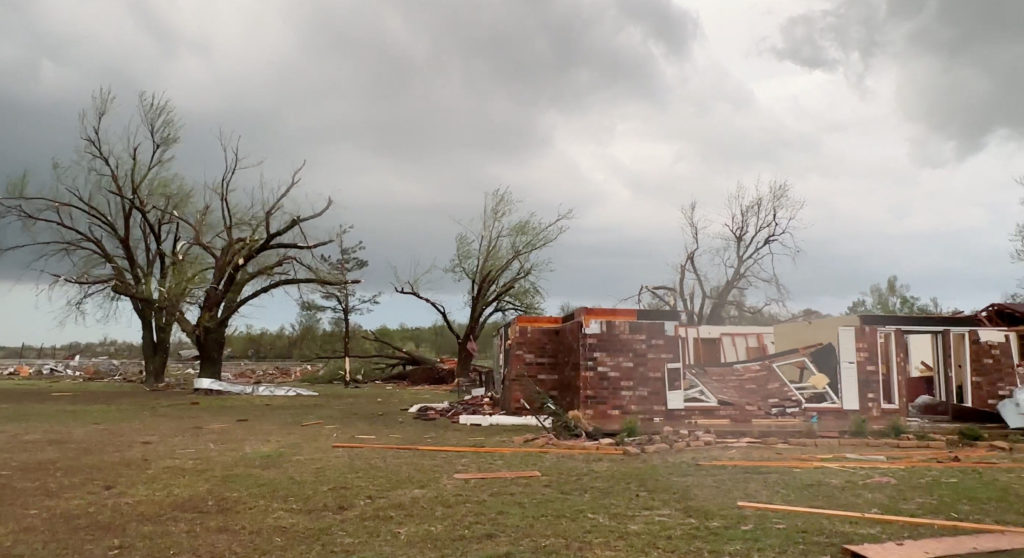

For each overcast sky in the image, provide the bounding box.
[2,0,1024,346]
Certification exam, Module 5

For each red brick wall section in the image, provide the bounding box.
[500,322,582,413]
[968,331,1019,411]
[579,320,678,427]
[576,320,815,429]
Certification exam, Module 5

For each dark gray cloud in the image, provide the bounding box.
[3,1,1024,344]
[772,0,1024,160]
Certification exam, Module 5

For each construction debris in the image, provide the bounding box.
[300,420,324,427]
[737,501,1024,534]
[997,386,1024,429]
[193,378,318,396]
[702,461,1024,469]
[842,532,1024,558]
[332,442,623,455]
[409,394,511,422]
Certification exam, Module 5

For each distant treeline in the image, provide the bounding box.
[0,319,500,363]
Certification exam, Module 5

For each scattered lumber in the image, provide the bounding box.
[737,502,1024,534]
[332,442,623,455]
[701,461,1024,469]
[453,471,542,480]
[842,532,1024,558]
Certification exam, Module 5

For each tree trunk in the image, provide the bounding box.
[455,336,475,386]
[140,321,159,386]
[148,321,173,385]
[196,325,227,380]
[342,308,351,387]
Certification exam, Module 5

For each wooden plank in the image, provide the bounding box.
[300,420,324,427]
[453,471,542,480]
[702,461,1024,469]
[332,443,624,455]
[737,502,1024,534]
[842,532,1024,558]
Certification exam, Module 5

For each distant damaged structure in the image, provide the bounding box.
[496,306,1024,430]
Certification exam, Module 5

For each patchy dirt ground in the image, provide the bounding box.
[1,380,1024,557]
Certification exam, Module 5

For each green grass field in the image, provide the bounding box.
[1,380,1023,557]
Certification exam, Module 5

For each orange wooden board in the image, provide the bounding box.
[453,471,542,480]
[702,461,1024,469]
[738,502,1024,534]
[843,532,1024,557]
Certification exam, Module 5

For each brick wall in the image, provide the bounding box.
[500,322,581,413]
[967,331,1019,411]
[578,320,677,426]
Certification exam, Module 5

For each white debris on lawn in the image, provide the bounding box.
[997,386,1024,429]
[406,403,450,413]
[457,415,552,427]
[193,378,318,396]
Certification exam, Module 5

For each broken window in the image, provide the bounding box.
[877,331,898,407]
[772,358,839,406]
[665,363,717,409]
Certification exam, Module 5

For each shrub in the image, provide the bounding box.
[879,418,907,439]
[957,425,986,442]
[848,415,869,438]
[620,417,640,438]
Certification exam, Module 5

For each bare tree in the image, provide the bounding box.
[0,89,195,385]
[170,137,353,380]
[638,179,804,325]
[303,224,380,385]
[395,187,573,383]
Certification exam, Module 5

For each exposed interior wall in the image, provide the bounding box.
[774,316,859,352]
[677,326,774,365]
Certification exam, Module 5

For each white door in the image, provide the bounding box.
[838,327,860,410]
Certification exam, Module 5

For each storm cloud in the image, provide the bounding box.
[1,1,1024,344]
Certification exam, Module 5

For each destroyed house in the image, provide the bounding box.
[774,312,1024,422]
[494,308,777,429]
[497,306,1024,430]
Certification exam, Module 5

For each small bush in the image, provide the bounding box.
[620,417,640,438]
[957,425,986,442]
[848,415,869,438]
[880,418,907,439]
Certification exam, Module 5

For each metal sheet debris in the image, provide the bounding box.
[997,386,1024,429]
[193,378,318,396]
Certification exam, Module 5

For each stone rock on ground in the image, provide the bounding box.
[672,442,688,451]
[688,440,705,448]
[990,441,1011,451]
[598,438,617,446]
[643,443,670,454]
[622,446,642,456]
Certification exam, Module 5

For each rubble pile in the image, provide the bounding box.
[411,394,498,422]
[515,426,721,455]
[223,365,315,385]
[2,358,137,380]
